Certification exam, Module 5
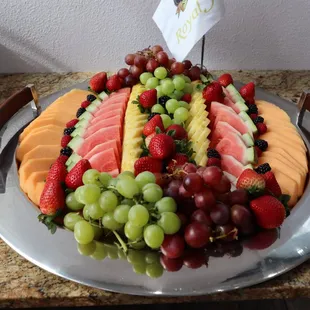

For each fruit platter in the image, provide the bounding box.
[0,45,310,296]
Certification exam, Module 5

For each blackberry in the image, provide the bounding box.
[255,139,268,151]
[255,163,271,174]
[253,116,264,125]
[76,107,86,118]
[248,104,258,114]
[158,95,171,106]
[60,146,73,157]
[207,149,221,159]
[148,113,160,121]
[64,127,75,135]
[87,94,97,102]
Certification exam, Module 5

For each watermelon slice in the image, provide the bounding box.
[109,87,131,97]
[94,102,126,118]
[221,154,253,179]
[89,148,119,176]
[90,109,123,125]
[223,96,240,114]
[215,131,256,165]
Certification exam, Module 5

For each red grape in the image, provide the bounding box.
[229,189,249,205]
[231,204,253,227]
[244,229,278,250]
[170,62,185,75]
[160,254,183,272]
[210,203,230,225]
[202,166,223,187]
[125,54,136,65]
[182,163,197,174]
[146,59,159,73]
[167,58,176,70]
[215,224,238,242]
[156,51,169,66]
[216,192,231,205]
[130,65,144,78]
[183,173,204,193]
[194,189,216,211]
[151,45,163,54]
[124,74,138,87]
[213,175,231,194]
[154,173,171,188]
[191,209,213,226]
[177,212,188,227]
[182,60,192,69]
[183,249,206,269]
[179,198,196,217]
[196,166,206,176]
[189,66,201,81]
[117,68,130,79]
[184,222,211,248]
[134,55,147,68]
[161,234,185,259]
[164,179,182,200]
[179,184,193,198]
[118,77,125,87]
[239,221,256,236]
[183,69,190,77]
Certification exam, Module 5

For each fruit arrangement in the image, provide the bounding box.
[16,44,308,278]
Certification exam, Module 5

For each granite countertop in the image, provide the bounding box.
[0,71,309,308]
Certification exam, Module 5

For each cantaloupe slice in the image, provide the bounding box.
[27,181,45,206]
[16,129,63,162]
[20,125,63,143]
[24,170,49,194]
[256,100,291,121]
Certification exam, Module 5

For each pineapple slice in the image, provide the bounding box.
[121,84,148,172]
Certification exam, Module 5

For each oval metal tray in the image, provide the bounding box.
[0,81,309,296]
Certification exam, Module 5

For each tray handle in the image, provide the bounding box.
[0,84,40,131]
[297,90,310,128]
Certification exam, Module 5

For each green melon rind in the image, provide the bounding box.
[239,111,258,134]
[68,136,84,153]
[241,133,254,147]
[245,147,257,165]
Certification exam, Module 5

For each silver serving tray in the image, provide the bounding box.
[0,81,309,296]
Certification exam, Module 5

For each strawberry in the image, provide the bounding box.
[181,93,192,103]
[143,115,164,136]
[240,82,255,101]
[149,133,176,160]
[106,75,122,92]
[257,122,267,135]
[134,156,163,176]
[244,229,278,250]
[166,124,188,140]
[255,146,262,157]
[250,113,258,120]
[66,119,79,128]
[39,180,65,215]
[207,157,221,167]
[61,135,72,148]
[89,72,107,93]
[236,169,265,194]
[202,81,224,104]
[263,171,282,197]
[250,195,286,229]
[65,159,91,189]
[139,89,157,109]
[46,160,67,183]
[81,100,91,108]
[246,98,255,105]
[56,155,69,164]
[167,153,189,173]
[145,132,156,148]
[217,73,233,87]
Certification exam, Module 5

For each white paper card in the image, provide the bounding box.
[153,0,225,61]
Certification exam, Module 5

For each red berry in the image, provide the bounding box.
[89,72,107,93]
[202,81,224,104]
[206,157,221,167]
[134,156,163,176]
[106,75,122,92]
[181,93,192,103]
[149,133,176,160]
[255,146,262,157]
[65,159,91,190]
[257,123,267,135]
[66,119,79,128]
[167,153,188,174]
[139,89,157,109]
[217,73,233,87]
[250,113,258,120]
[81,100,91,108]
[240,82,255,101]
[166,124,188,140]
[143,115,164,137]
[61,135,72,148]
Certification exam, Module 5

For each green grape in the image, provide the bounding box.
[90,242,107,260]
[174,107,189,122]
[140,72,153,85]
[157,212,181,234]
[87,201,105,220]
[155,197,177,213]
[121,198,135,206]
[107,247,119,259]
[82,169,101,186]
[169,93,177,99]
[146,263,164,278]
[151,104,166,114]
[143,184,163,203]
[66,192,84,211]
[142,183,159,191]
[183,75,191,83]
[160,114,172,129]
[99,172,112,187]
[118,249,127,260]
[154,67,167,79]
[99,190,118,212]
[145,202,156,210]
[130,240,146,250]
[113,204,131,223]
[128,204,149,227]
[116,178,140,199]
[183,83,193,94]
[64,212,83,231]
[166,99,180,114]
[83,204,91,220]
[143,224,164,249]
[161,80,175,95]
[133,263,146,275]
[173,76,186,91]
[160,78,171,85]
[178,100,190,109]
[92,225,104,240]
[172,118,183,125]
[146,77,159,89]
[75,184,101,205]
[173,90,184,100]
[124,222,143,240]
[102,212,123,230]
[108,178,118,187]
[77,241,96,256]
[74,221,95,245]
[155,85,164,98]
[118,171,135,180]
[127,249,145,265]
[145,251,160,264]
[135,171,156,189]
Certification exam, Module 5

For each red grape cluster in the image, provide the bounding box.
[118,45,205,87]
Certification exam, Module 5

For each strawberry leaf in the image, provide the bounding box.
[140,135,149,157]
[278,194,291,217]
[38,210,63,234]
[166,129,176,137]
[175,139,195,158]
[155,126,162,134]
[196,83,205,92]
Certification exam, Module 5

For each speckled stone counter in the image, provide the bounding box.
[0,71,309,308]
